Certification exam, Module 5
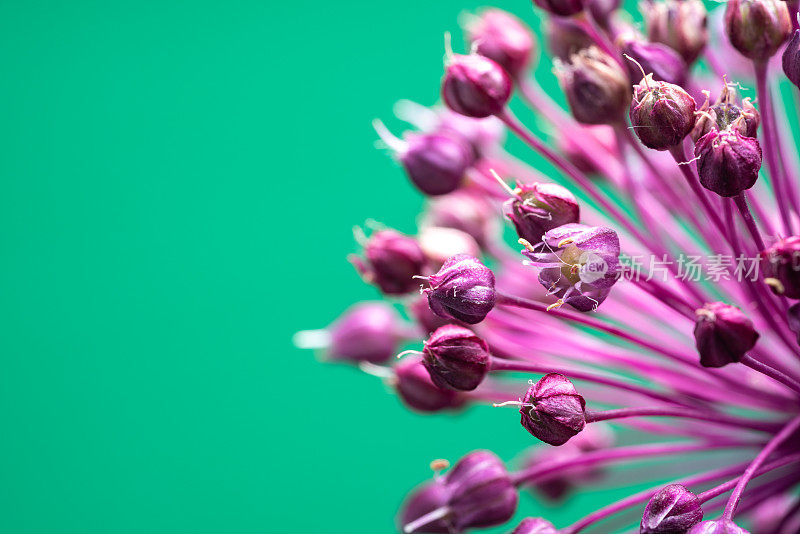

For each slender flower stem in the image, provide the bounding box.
[697,452,800,503]
[733,193,767,254]
[584,407,781,433]
[722,415,800,520]
[740,355,800,395]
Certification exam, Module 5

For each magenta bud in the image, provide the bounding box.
[423,191,497,249]
[434,109,506,159]
[688,520,750,534]
[422,325,490,391]
[520,373,586,446]
[546,18,594,60]
[408,296,460,334]
[620,37,688,86]
[694,302,759,368]
[503,182,580,243]
[694,128,762,197]
[423,254,496,324]
[760,236,800,298]
[646,0,708,65]
[629,75,696,150]
[724,0,792,62]
[400,132,473,196]
[640,484,704,534]
[442,450,518,531]
[442,54,512,118]
[466,9,536,79]
[418,227,481,270]
[398,481,451,534]
[351,229,428,295]
[783,29,800,88]
[533,0,585,18]
[788,302,800,344]
[395,355,465,413]
[555,47,632,125]
[512,517,558,534]
[327,302,404,364]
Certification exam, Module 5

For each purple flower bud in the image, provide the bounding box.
[646,0,708,65]
[640,484,704,534]
[523,223,621,311]
[442,450,518,530]
[408,296,461,334]
[423,254,496,324]
[787,302,800,344]
[327,302,404,364]
[724,0,792,62]
[400,132,473,196]
[422,325,490,391]
[520,373,586,446]
[533,0,585,18]
[512,517,559,534]
[423,191,498,249]
[418,227,481,270]
[395,355,465,413]
[760,236,800,298]
[588,0,621,27]
[620,36,689,86]
[558,124,620,175]
[434,109,506,159]
[555,47,632,125]
[694,302,759,368]
[503,182,580,244]
[466,9,536,79]
[694,128,762,197]
[783,29,800,88]
[351,229,428,295]
[687,519,750,534]
[629,74,696,150]
[398,481,451,534]
[546,18,594,60]
[442,54,512,118]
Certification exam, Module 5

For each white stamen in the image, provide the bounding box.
[372,118,407,153]
[292,329,331,350]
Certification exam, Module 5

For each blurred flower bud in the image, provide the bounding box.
[688,519,750,534]
[760,236,800,298]
[724,0,791,62]
[522,223,621,311]
[395,355,465,413]
[520,373,586,445]
[351,229,427,295]
[694,128,762,197]
[783,29,800,88]
[422,325,490,391]
[408,296,460,334]
[694,302,759,368]
[423,254,496,324]
[442,54,512,118]
[512,517,558,534]
[466,9,536,79]
[555,47,631,125]
[398,481,451,534]
[418,227,481,270]
[558,124,619,175]
[503,182,580,243]
[533,0,585,18]
[400,132,473,196]
[619,35,688,86]
[645,0,708,65]
[434,109,506,158]
[546,18,593,60]
[325,302,404,364]
[588,0,621,27]
[640,484,704,534]
[629,74,696,150]
[749,494,794,533]
[422,191,498,249]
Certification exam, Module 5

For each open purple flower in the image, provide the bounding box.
[503,182,580,244]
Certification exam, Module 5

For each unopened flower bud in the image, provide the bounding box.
[503,182,580,243]
[640,484,704,534]
[783,29,800,88]
[418,227,481,270]
[434,109,506,159]
[400,132,473,196]
[442,54,512,118]
[694,128,762,197]
[694,302,759,368]
[422,325,490,391]
[588,0,621,27]
[351,230,428,295]
[629,74,696,150]
[688,519,750,534]
[646,0,708,65]
[760,236,800,298]
[724,0,791,62]
[619,36,688,86]
[512,517,558,534]
[555,47,632,125]
[466,9,536,79]
[395,355,465,413]
[325,302,404,364]
[423,255,496,324]
[533,0,585,18]
[546,18,593,60]
[423,191,498,249]
[788,302,800,344]
[408,296,460,334]
[520,373,586,445]
[558,124,619,175]
[398,481,450,534]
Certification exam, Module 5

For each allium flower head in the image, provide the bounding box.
[503,182,580,244]
[351,229,428,295]
[466,9,535,79]
[442,53,512,118]
[422,254,496,324]
[724,0,792,61]
[693,302,759,368]
[629,73,696,150]
[694,129,762,197]
[645,0,708,65]
[519,373,586,446]
[422,325,490,391]
[640,484,704,534]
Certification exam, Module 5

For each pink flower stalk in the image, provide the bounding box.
[298,2,800,532]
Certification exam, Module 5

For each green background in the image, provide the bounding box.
[0,1,661,533]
